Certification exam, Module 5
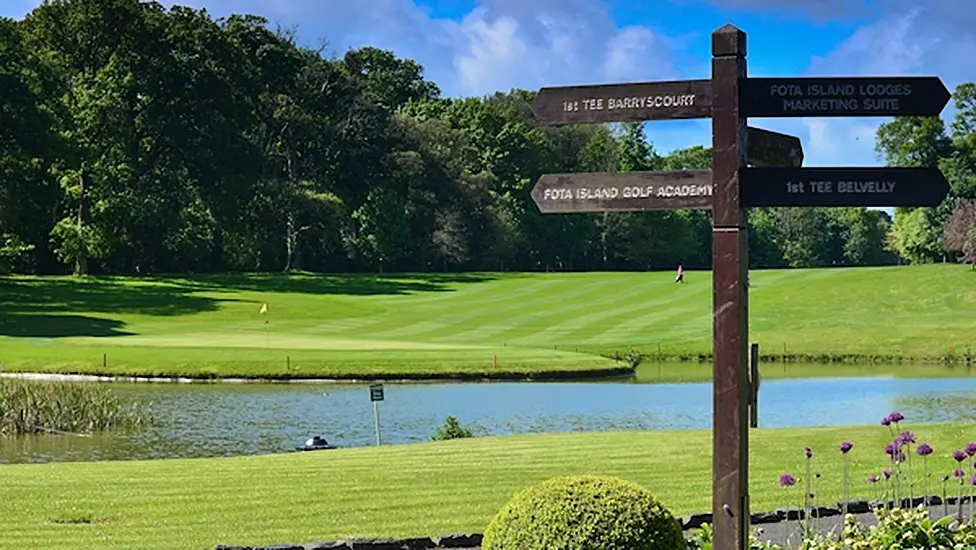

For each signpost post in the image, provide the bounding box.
[527,23,951,550]
[369,384,384,446]
[709,25,750,549]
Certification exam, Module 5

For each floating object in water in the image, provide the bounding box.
[295,435,337,452]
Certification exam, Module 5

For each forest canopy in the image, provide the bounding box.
[1,0,974,275]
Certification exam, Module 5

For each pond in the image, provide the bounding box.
[2,363,975,464]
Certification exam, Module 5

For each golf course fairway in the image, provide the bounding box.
[1,264,974,379]
[2,424,972,549]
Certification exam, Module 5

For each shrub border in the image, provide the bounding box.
[212,495,974,550]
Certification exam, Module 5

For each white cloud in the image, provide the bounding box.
[743,0,975,167]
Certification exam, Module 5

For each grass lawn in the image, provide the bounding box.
[2,424,972,549]
[0,264,974,378]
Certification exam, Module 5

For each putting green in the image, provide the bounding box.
[1,264,973,378]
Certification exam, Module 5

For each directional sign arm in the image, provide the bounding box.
[531,79,713,125]
[746,126,803,167]
[740,166,950,207]
[531,170,713,213]
[742,76,951,118]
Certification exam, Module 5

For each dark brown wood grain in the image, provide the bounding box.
[531,79,713,125]
[746,126,803,167]
[740,166,951,207]
[710,23,751,550]
[742,76,951,118]
[530,170,713,213]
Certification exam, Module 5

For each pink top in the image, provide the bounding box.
[677,266,684,275]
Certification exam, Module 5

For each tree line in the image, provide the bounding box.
[1,0,974,276]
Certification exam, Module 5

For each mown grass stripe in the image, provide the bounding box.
[418,275,629,343]
[2,265,975,379]
[3,424,973,549]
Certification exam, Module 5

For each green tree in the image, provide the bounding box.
[888,207,943,264]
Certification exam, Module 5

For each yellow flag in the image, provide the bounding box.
[259,303,268,314]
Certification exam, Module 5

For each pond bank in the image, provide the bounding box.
[3,352,974,385]
[625,351,976,365]
[0,367,636,384]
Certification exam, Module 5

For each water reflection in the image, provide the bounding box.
[1,370,975,464]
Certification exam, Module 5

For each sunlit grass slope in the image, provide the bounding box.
[0,264,973,378]
[1,424,971,550]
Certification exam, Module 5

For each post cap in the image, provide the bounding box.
[713,24,746,57]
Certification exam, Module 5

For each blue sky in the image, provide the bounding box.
[4,0,972,171]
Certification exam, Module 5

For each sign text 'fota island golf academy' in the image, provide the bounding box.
[530,170,713,213]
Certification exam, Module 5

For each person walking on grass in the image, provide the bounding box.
[675,264,685,283]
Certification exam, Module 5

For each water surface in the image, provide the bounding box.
[2,363,974,464]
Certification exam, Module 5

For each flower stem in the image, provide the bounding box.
[805,459,811,534]
[943,480,948,517]
[842,455,849,516]
[958,480,964,522]
[923,457,929,506]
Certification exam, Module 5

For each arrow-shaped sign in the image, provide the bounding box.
[531,170,713,213]
[741,166,951,207]
[531,79,713,126]
[747,126,803,167]
[742,76,951,118]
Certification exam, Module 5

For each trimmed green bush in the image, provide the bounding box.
[481,474,684,550]
[430,415,473,441]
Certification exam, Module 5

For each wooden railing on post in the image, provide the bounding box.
[749,343,759,429]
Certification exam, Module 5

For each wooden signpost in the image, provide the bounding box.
[528,23,951,550]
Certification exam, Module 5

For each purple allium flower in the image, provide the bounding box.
[840,441,853,454]
[779,473,796,487]
[916,443,933,457]
[868,475,879,483]
[888,411,904,423]
[881,417,891,427]
[954,450,968,462]
[966,442,976,457]
[972,474,976,486]
[954,468,965,478]
[898,431,916,445]
[805,447,812,459]
[885,443,896,456]
[883,470,891,480]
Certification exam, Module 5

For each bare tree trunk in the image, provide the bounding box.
[74,168,88,276]
[285,209,297,272]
